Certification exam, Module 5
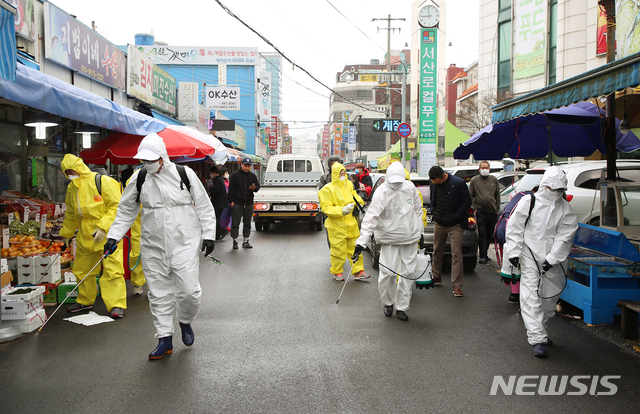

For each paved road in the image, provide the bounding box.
[1,221,640,413]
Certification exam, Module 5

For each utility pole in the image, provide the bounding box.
[373,15,405,151]
[599,0,617,180]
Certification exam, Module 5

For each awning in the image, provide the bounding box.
[492,51,640,123]
[151,109,184,126]
[0,63,167,136]
[444,120,470,156]
[376,140,410,170]
[0,2,16,82]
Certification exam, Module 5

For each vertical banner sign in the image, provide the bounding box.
[334,123,342,144]
[127,44,154,104]
[348,126,356,151]
[178,82,199,121]
[259,72,271,122]
[596,5,607,56]
[616,1,639,58]
[419,29,438,174]
[323,124,330,158]
[513,0,547,79]
[269,116,278,149]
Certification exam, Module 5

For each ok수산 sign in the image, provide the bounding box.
[205,86,240,111]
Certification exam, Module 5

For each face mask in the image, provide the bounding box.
[224,174,229,179]
[67,174,80,180]
[339,176,346,181]
[210,174,214,179]
[145,160,161,174]
[389,182,402,190]
[545,187,563,199]
[480,169,490,177]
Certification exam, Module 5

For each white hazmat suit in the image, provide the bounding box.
[505,166,578,347]
[356,162,423,313]
[107,134,216,339]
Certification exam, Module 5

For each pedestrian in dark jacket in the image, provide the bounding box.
[228,158,260,249]
[429,165,472,297]
[319,156,342,188]
[209,165,230,240]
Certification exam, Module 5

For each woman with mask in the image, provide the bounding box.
[318,163,368,281]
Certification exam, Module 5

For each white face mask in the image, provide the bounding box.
[545,187,564,200]
[389,182,402,190]
[67,174,80,180]
[145,160,162,174]
[210,174,214,179]
[480,169,490,177]
[339,175,346,181]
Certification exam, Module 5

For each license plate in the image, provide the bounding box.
[273,204,297,211]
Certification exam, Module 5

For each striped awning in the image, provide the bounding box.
[0,2,16,82]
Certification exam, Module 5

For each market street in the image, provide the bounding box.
[1,221,640,413]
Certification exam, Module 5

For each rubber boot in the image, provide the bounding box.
[179,322,195,346]
[149,337,173,360]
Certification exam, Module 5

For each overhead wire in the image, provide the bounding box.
[213,0,385,115]
[324,0,387,54]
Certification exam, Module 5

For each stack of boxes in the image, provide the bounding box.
[1,284,47,333]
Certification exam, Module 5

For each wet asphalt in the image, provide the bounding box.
[1,221,640,413]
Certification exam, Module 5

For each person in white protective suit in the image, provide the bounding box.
[104,133,217,360]
[505,166,578,358]
[353,162,423,321]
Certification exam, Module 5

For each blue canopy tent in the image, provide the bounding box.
[454,101,640,160]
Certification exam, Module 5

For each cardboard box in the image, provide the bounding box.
[1,285,45,320]
[17,256,37,285]
[36,254,61,284]
[2,308,46,333]
[39,281,62,304]
[1,270,13,293]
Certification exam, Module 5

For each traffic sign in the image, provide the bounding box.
[398,123,411,138]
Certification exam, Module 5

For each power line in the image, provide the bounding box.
[213,0,385,115]
[324,0,386,53]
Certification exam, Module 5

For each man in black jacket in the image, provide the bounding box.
[209,165,230,240]
[429,166,472,297]
[228,158,260,249]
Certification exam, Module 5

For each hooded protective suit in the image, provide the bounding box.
[318,162,365,276]
[107,134,216,338]
[60,154,126,311]
[125,168,146,289]
[505,166,578,346]
[356,162,423,311]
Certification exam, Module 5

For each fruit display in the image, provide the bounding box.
[60,251,73,266]
[2,236,51,257]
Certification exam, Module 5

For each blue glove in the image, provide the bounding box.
[103,238,117,257]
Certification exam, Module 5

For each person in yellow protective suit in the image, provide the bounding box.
[59,154,127,318]
[125,170,146,295]
[318,162,368,281]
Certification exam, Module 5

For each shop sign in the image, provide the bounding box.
[259,72,271,122]
[177,82,198,122]
[127,44,153,105]
[205,86,240,110]
[43,3,126,91]
[372,119,401,132]
[269,116,278,149]
[152,65,176,115]
[138,45,258,66]
[9,0,36,41]
[419,28,438,174]
[348,127,356,150]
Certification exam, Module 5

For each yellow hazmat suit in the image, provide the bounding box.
[59,154,126,311]
[318,163,365,275]
[125,173,146,288]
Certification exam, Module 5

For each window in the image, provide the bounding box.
[548,0,558,85]
[575,169,602,190]
[277,160,294,172]
[498,21,512,92]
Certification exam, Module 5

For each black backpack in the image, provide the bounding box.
[135,164,191,203]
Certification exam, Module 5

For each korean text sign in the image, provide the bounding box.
[205,86,240,111]
[419,29,438,173]
[127,44,153,104]
[44,3,126,91]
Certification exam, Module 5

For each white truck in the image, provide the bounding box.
[253,154,324,231]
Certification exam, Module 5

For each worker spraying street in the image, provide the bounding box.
[104,134,216,360]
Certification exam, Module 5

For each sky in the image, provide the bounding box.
[51,0,479,141]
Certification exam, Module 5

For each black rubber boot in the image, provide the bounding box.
[149,337,173,360]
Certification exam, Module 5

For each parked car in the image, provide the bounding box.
[365,174,479,271]
[500,160,640,224]
[491,171,525,192]
[445,163,503,183]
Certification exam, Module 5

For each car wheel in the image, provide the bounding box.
[463,257,477,272]
[588,217,600,226]
[308,220,315,231]
[315,221,322,231]
[255,222,263,231]
[263,221,271,231]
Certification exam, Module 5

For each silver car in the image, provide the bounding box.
[366,175,479,272]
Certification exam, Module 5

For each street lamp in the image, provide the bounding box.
[24,111,58,140]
